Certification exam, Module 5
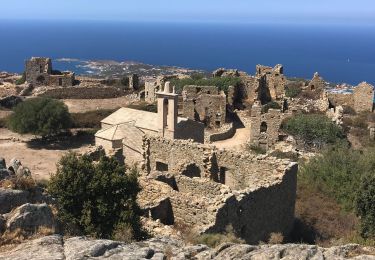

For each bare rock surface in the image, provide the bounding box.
[0,235,374,260]
[0,189,29,214]
[5,203,55,233]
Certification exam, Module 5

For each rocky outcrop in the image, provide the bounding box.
[0,189,29,214]
[5,203,55,233]
[0,235,374,260]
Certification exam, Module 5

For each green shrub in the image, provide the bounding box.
[356,173,375,238]
[8,98,72,136]
[283,114,344,147]
[262,101,281,113]
[48,153,146,240]
[285,83,302,98]
[300,144,375,239]
[15,72,26,85]
[170,76,242,94]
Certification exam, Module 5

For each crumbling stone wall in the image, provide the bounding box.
[353,82,374,113]
[249,102,285,150]
[255,64,286,101]
[308,72,326,92]
[182,85,226,128]
[37,86,124,99]
[145,75,179,103]
[326,82,374,113]
[140,135,298,243]
[25,57,75,87]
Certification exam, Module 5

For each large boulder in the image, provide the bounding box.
[0,188,29,214]
[0,235,64,260]
[6,203,55,233]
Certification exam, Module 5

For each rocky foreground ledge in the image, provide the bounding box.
[0,235,374,260]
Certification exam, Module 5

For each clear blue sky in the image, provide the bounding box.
[2,0,374,24]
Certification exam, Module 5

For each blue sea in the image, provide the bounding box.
[0,20,374,85]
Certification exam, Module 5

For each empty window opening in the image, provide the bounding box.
[219,167,226,184]
[58,78,63,86]
[39,65,43,73]
[260,122,268,133]
[311,85,315,90]
[156,161,168,172]
[181,164,201,178]
[196,87,202,94]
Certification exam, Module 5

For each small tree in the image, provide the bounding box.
[7,98,72,136]
[356,173,375,238]
[48,153,145,240]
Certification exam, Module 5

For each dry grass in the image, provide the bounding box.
[112,223,134,243]
[0,177,36,191]
[291,179,359,246]
[268,232,284,244]
[0,226,55,249]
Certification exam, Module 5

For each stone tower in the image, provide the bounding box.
[156,81,178,139]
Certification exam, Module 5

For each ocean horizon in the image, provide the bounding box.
[0,19,374,85]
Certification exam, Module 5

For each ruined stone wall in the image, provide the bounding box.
[182,85,226,128]
[25,58,52,86]
[327,93,354,108]
[206,123,235,143]
[144,81,159,103]
[249,103,284,150]
[353,82,374,113]
[37,86,124,99]
[140,135,298,243]
[49,73,75,87]
[254,65,286,102]
[308,72,326,92]
[175,119,205,144]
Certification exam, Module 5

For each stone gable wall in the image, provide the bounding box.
[140,135,297,243]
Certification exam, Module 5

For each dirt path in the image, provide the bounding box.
[212,126,250,151]
[0,129,92,180]
[63,97,134,113]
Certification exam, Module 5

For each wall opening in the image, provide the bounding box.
[181,163,201,178]
[219,167,227,184]
[36,75,45,84]
[156,161,168,172]
[58,78,63,86]
[311,85,315,90]
[39,65,43,73]
[260,122,268,133]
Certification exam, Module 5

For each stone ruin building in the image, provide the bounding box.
[308,72,326,92]
[145,75,179,103]
[182,85,226,128]
[95,82,204,164]
[249,101,288,150]
[254,64,286,103]
[139,136,297,243]
[25,57,75,87]
[327,82,374,113]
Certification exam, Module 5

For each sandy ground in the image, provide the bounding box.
[63,97,134,113]
[0,129,93,180]
[212,126,250,151]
